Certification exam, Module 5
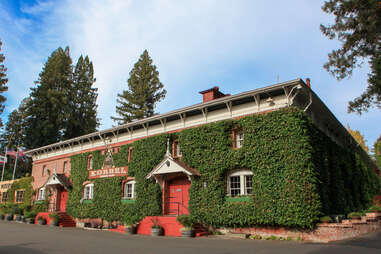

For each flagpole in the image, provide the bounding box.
[1,147,7,181]
[12,147,18,180]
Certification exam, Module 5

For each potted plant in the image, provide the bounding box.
[37,216,47,225]
[124,215,139,235]
[365,205,381,219]
[0,211,5,220]
[14,207,23,222]
[150,217,163,236]
[319,216,333,224]
[49,212,60,227]
[24,211,37,224]
[177,215,195,237]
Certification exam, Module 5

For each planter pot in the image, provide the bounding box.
[15,215,22,222]
[38,219,47,225]
[0,215,4,220]
[5,215,13,221]
[50,220,59,227]
[26,218,35,224]
[181,229,195,238]
[125,226,137,235]
[151,227,163,236]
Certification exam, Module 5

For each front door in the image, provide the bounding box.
[166,176,190,215]
[59,190,68,212]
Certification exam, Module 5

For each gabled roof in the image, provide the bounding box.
[44,173,72,190]
[146,151,200,179]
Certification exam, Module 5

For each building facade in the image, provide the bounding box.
[25,79,380,234]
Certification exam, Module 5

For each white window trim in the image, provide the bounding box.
[88,157,94,170]
[84,183,94,200]
[235,131,244,148]
[227,170,253,196]
[15,190,25,203]
[38,187,46,200]
[123,181,136,199]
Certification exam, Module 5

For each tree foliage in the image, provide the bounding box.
[24,47,99,149]
[374,135,381,169]
[64,55,99,139]
[320,0,381,113]
[347,125,369,153]
[112,50,166,124]
[0,39,9,127]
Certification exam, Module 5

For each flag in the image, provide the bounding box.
[7,149,25,158]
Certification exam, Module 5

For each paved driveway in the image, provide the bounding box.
[0,221,380,254]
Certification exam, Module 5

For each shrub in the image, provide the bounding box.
[366,205,381,213]
[348,212,362,219]
[176,215,194,229]
[319,216,333,223]
[48,213,60,222]
[24,211,37,219]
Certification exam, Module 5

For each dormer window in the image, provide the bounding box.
[173,140,182,158]
[233,129,244,149]
[88,155,94,170]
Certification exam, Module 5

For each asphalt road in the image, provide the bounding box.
[0,220,380,254]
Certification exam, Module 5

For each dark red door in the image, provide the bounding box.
[59,190,68,212]
[166,177,190,215]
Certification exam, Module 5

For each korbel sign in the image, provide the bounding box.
[88,143,128,179]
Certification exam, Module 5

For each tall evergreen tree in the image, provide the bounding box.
[0,98,28,149]
[111,50,166,124]
[0,39,9,127]
[64,55,99,139]
[24,47,73,148]
[320,0,381,114]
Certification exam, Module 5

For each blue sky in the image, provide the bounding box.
[0,0,380,151]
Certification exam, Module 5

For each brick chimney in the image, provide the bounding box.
[199,86,228,103]
[306,78,311,88]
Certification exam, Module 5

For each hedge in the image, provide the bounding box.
[66,107,381,229]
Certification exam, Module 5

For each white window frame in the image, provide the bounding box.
[37,187,46,200]
[235,130,244,148]
[15,190,25,203]
[88,156,94,170]
[63,161,68,173]
[84,183,94,200]
[227,170,253,196]
[1,191,8,203]
[123,181,136,199]
[176,143,182,157]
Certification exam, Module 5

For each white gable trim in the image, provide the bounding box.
[44,173,66,189]
[146,157,195,181]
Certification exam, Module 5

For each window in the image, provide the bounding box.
[128,147,133,162]
[123,181,136,199]
[42,165,47,176]
[84,184,94,200]
[233,129,244,149]
[227,170,253,197]
[1,192,8,203]
[63,161,68,172]
[173,140,182,158]
[113,147,120,153]
[88,155,94,170]
[15,190,25,203]
[37,187,46,200]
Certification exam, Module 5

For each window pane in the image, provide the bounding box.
[230,176,241,196]
[245,175,252,195]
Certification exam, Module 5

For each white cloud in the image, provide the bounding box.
[1,0,379,146]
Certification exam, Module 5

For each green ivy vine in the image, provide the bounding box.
[65,107,380,229]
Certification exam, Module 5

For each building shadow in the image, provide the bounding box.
[0,243,48,254]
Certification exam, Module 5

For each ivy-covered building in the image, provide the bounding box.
[25,79,380,234]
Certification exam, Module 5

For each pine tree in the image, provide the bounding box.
[24,47,73,148]
[111,50,166,124]
[0,98,28,149]
[64,55,99,139]
[0,39,9,127]
[320,0,381,113]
